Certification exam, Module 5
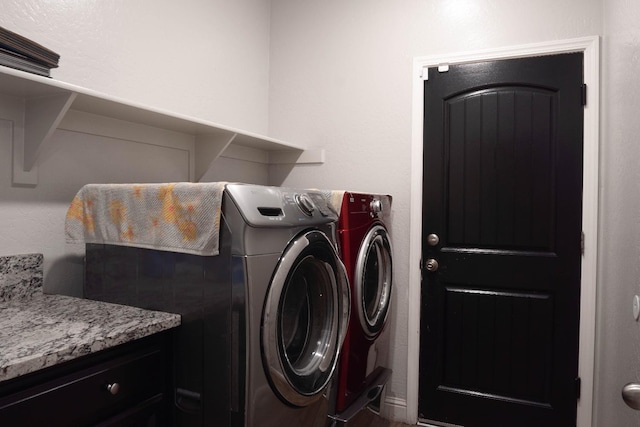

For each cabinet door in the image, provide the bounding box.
[96,393,168,427]
[0,336,169,426]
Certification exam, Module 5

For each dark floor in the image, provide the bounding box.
[344,408,416,427]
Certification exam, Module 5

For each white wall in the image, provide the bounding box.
[595,2,640,426]
[0,0,272,296]
[2,0,271,134]
[268,0,602,422]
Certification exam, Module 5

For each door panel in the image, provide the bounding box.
[441,288,553,402]
[419,53,583,427]
[447,89,556,250]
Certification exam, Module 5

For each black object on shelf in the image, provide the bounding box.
[0,46,51,77]
[0,26,60,77]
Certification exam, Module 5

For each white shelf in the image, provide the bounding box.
[0,66,323,186]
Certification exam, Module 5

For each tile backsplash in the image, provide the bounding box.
[0,254,43,302]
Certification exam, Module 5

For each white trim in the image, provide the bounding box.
[381,396,409,421]
[408,36,600,426]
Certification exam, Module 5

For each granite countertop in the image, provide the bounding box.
[0,253,181,383]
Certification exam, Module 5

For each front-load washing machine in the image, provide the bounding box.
[82,183,350,426]
[225,183,350,427]
[326,191,393,424]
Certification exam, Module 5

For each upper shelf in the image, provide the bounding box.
[0,66,323,186]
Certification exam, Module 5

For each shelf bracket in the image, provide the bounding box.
[13,92,76,186]
[194,131,237,182]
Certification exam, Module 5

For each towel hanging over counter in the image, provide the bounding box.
[65,182,226,256]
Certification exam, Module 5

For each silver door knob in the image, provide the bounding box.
[107,382,120,395]
[622,383,640,409]
[427,234,439,246]
[424,258,439,272]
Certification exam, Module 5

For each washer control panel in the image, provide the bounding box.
[225,183,337,227]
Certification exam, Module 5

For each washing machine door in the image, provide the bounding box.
[355,224,393,338]
[262,229,350,407]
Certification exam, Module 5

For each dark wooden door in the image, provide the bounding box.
[419,53,584,427]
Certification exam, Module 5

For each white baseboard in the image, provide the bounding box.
[381,395,409,423]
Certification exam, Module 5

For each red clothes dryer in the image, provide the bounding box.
[328,191,393,423]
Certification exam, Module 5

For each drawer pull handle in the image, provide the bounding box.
[175,388,202,413]
[106,382,120,395]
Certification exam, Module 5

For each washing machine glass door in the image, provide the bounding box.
[263,230,349,407]
[355,224,392,338]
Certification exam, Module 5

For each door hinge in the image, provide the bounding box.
[575,377,582,399]
[421,64,449,81]
[581,84,587,106]
[581,231,585,255]
[420,66,429,81]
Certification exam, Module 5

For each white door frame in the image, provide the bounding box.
[407,36,600,426]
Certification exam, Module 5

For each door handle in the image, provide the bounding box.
[427,233,440,246]
[424,258,439,272]
[622,383,640,409]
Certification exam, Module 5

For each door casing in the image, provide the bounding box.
[406,36,600,427]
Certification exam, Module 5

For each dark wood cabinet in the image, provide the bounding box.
[0,332,172,427]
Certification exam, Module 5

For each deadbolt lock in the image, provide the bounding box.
[424,258,439,272]
[427,233,440,246]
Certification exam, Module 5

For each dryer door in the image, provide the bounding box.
[262,230,350,407]
[355,224,393,338]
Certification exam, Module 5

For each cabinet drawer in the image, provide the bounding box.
[0,343,166,426]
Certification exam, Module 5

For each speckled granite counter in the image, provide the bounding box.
[0,253,181,383]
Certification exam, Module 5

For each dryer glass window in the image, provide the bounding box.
[356,226,392,337]
[363,242,384,320]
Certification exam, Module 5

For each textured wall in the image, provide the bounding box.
[1,0,271,134]
[595,1,640,425]
[268,0,602,421]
